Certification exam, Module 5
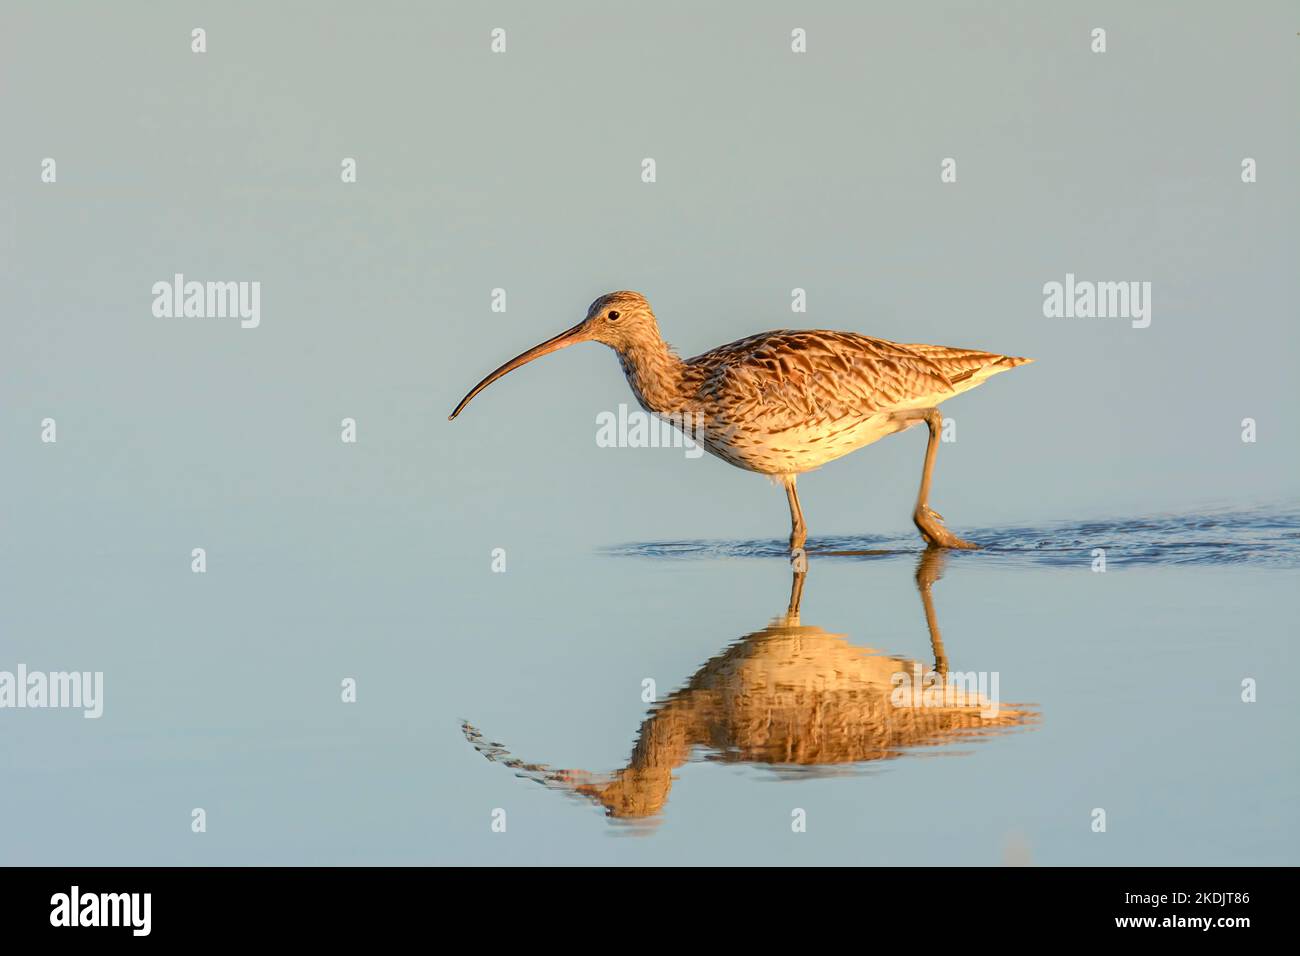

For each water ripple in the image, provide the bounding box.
[606,505,1300,569]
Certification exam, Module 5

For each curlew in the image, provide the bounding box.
[449,291,1032,552]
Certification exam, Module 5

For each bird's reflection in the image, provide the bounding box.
[463,549,1038,822]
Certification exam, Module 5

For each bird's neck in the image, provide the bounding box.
[616,337,688,415]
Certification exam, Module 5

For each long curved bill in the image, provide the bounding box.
[448,321,589,420]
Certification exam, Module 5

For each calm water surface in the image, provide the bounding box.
[2,509,1296,865]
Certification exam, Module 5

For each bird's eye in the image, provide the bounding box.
[608,311,620,321]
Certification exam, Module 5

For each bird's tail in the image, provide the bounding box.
[993,354,1034,369]
[946,354,1032,395]
[902,343,1033,382]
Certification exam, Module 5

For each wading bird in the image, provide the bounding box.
[449,291,1032,552]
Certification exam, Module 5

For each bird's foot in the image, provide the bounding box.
[913,505,980,550]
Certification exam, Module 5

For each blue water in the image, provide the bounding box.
[5,506,1297,863]
[608,506,1300,569]
[445,506,1300,855]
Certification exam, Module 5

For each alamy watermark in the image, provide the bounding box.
[50,886,150,936]
[0,665,103,718]
[152,273,260,328]
[1042,272,1151,328]
[596,403,705,459]
[891,662,1001,718]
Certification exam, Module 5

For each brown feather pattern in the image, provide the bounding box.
[620,328,1032,475]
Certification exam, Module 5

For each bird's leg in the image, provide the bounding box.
[783,475,808,557]
[785,567,806,622]
[915,547,949,678]
[912,408,979,550]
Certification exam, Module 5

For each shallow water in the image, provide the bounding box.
[451,507,1299,859]
[3,508,1296,864]
[609,506,1300,569]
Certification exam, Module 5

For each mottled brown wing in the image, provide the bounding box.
[691,330,960,431]
[899,343,1030,384]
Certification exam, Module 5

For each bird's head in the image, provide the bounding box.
[448,290,662,420]
[578,290,661,351]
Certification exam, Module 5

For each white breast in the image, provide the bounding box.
[698,413,922,476]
